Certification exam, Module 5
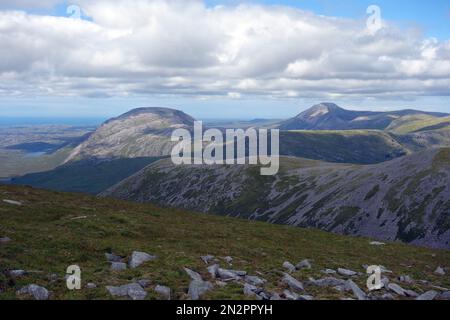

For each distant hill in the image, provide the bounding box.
[277,103,449,131]
[102,148,450,249]
[65,107,195,162]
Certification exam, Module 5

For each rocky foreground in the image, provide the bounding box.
[1,185,449,300]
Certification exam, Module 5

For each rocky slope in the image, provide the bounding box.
[1,185,449,300]
[65,107,195,161]
[277,103,449,131]
[102,148,450,249]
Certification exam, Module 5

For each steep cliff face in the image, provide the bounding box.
[65,107,195,161]
[102,148,450,249]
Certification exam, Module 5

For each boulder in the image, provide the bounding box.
[106,283,147,300]
[387,283,406,296]
[111,262,127,271]
[105,253,123,262]
[434,266,446,276]
[201,255,215,264]
[3,199,22,206]
[296,259,311,270]
[137,279,151,288]
[217,268,241,281]
[154,285,171,300]
[347,280,366,300]
[184,267,203,281]
[245,275,266,286]
[439,291,450,300]
[337,268,357,277]
[282,261,296,273]
[129,251,156,268]
[9,270,27,277]
[321,269,336,274]
[207,264,219,278]
[416,290,438,301]
[224,256,233,264]
[188,280,213,300]
[281,273,304,292]
[17,284,49,300]
[0,237,11,244]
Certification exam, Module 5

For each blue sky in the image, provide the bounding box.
[0,0,449,120]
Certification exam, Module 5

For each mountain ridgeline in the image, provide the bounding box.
[277,103,449,131]
[102,148,450,249]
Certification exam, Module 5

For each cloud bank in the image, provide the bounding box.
[0,0,449,100]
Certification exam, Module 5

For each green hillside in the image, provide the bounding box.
[1,185,448,300]
[386,115,450,134]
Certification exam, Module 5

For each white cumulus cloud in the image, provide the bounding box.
[0,0,449,100]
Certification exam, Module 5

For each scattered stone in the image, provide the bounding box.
[245,275,266,286]
[155,285,171,300]
[48,273,59,283]
[9,270,27,277]
[380,293,395,300]
[0,237,11,244]
[201,255,215,264]
[270,293,282,300]
[347,280,366,300]
[281,273,304,292]
[337,268,357,277]
[106,283,147,300]
[379,265,393,273]
[399,275,413,284]
[282,289,299,300]
[105,253,123,262]
[217,268,241,281]
[129,251,156,268]
[434,266,446,276]
[282,261,296,273]
[17,284,49,300]
[111,262,127,271]
[207,264,219,278]
[296,259,312,270]
[3,199,22,206]
[243,283,258,297]
[137,279,151,288]
[381,276,390,288]
[184,267,203,281]
[224,256,233,264]
[258,292,270,300]
[309,277,347,288]
[86,283,97,289]
[439,291,450,300]
[188,280,213,300]
[387,283,406,296]
[298,295,314,301]
[321,269,336,274]
[369,241,385,246]
[404,289,419,298]
[215,281,227,287]
[416,290,438,301]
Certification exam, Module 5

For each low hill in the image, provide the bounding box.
[0,185,449,300]
[277,103,448,131]
[102,149,450,249]
[9,157,163,194]
[386,114,450,134]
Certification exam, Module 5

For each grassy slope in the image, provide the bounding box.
[9,157,164,194]
[386,115,450,134]
[280,130,408,164]
[0,185,449,300]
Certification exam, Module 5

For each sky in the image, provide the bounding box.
[0,0,449,120]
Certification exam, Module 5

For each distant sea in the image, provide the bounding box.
[0,117,106,127]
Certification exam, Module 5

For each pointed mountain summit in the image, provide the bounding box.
[278,103,448,130]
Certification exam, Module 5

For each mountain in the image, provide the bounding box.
[1,184,449,300]
[102,148,450,249]
[9,157,162,194]
[277,103,449,131]
[65,107,195,162]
